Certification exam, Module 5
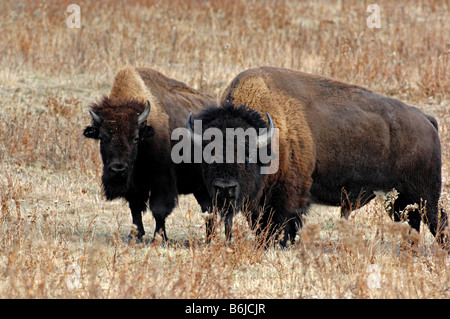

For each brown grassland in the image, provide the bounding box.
[0,0,449,299]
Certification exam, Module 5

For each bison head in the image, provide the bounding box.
[185,103,275,224]
[83,97,154,200]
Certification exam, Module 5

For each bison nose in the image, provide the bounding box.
[109,162,128,173]
[213,179,240,199]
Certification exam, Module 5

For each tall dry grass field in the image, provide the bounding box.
[0,0,449,299]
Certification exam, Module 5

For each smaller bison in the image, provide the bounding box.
[83,66,217,242]
[186,66,448,248]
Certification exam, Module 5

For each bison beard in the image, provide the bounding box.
[187,103,292,245]
[101,168,133,200]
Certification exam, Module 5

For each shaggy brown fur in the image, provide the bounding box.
[110,66,214,145]
[221,68,315,215]
[89,96,149,138]
[220,66,448,248]
[84,66,217,241]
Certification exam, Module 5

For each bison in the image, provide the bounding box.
[186,66,448,248]
[83,66,217,242]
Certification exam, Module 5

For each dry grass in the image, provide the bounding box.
[0,0,449,299]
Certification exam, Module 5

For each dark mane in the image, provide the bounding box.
[88,96,148,136]
[90,95,147,120]
[197,100,268,129]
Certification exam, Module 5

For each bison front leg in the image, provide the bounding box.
[153,214,168,243]
[149,190,176,244]
[201,212,216,243]
[128,199,147,243]
[224,213,234,242]
[201,211,232,243]
[193,188,216,243]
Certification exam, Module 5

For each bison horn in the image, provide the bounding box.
[138,100,151,125]
[256,113,275,148]
[89,109,102,124]
[186,112,203,147]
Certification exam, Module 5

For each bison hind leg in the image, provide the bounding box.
[388,190,450,249]
[390,193,420,228]
[339,189,376,219]
[436,207,449,250]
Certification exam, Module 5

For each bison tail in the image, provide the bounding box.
[426,114,439,131]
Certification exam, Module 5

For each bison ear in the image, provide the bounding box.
[83,125,99,139]
[139,125,154,140]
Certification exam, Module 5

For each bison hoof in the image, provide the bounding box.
[152,232,165,245]
[126,233,144,244]
[201,211,214,220]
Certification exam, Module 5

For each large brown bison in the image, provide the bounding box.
[186,66,448,248]
[83,66,217,242]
